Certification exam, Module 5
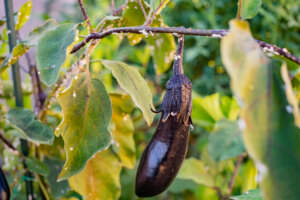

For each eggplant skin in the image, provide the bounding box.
[135,116,190,197]
[0,167,10,200]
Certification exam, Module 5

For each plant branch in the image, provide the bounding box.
[112,0,128,16]
[0,131,18,153]
[144,0,168,26]
[70,26,300,66]
[4,0,34,199]
[237,0,242,19]
[228,153,247,195]
[78,0,93,32]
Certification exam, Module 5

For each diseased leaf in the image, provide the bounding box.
[111,94,136,168]
[26,157,49,176]
[69,150,122,200]
[15,0,32,30]
[37,23,75,86]
[7,108,54,144]
[56,73,112,180]
[221,19,300,200]
[102,60,155,125]
[231,189,263,200]
[146,33,176,74]
[177,158,214,187]
[0,43,30,72]
[241,0,262,19]
[208,120,245,162]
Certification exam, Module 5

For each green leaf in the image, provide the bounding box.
[37,23,75,86]
[102,60,155,125]
[208,120,245,162]
[0,43,30,72]
[7,108,54,144]
[177,158,214,187]
[25,157,49,176]
[56,73,112,180]
[44,158,70,198]
[121,0,150,45]
[168,178,198,193]
[26,19,57,46]
[192,93,237,130]
[111,94,136,168]
[241,0,262,19]
[15,0,32,30]
[221,19,300,200]
[69,150,121,200]
[231,189,263,200]
[146,33,176,74]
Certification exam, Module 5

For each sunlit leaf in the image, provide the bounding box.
[281,64,300,127]
[15,0,32,30]
[121,0,150,45]
[231,189,263,200]
[56,73,112,180]
[111,94,136,168]
[102,60,155,125]
[208,120,245,162]
[37,23,75,86]
[221,19,300,200]
[241,160,257,193]
[241,0,262,19]
[0,43,29,72]
[177,158,214,187]
[25,157,49,176]
[146,33,176,74]
[69,150,121,200]
[7,108,54,144]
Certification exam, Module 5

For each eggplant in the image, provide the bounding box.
[0,167,10,200]
[135,36,192,197]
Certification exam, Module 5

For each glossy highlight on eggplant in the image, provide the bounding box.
[0,167,10,200]
[135,36,192,197]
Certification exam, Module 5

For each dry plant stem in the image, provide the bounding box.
[78,0,93,32]
[111,0,115,14]
[70,26,300,66]
[237,0,242,19]
[0,131,18,153]
[228,153,247,195]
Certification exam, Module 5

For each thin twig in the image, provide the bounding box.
[78,0,93,32]
[237,0,242,19]
[111,0,115,14]
[137,0,147,19]
[228,153,247,194]
[144,0,168,26]
[112,0,128,16]
[0,131,18,153]
[70,26,300,66]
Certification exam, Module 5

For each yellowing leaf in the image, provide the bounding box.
[281,63,300,127]
[15,0,32,30]
[146,33,176,74]
[111,94,136,168]
[0,43,29,72]
[102,60,155,125]
[121,0,150,45]
[221,19,300,200]
[69,150,121,200]
[56,73,112,180]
